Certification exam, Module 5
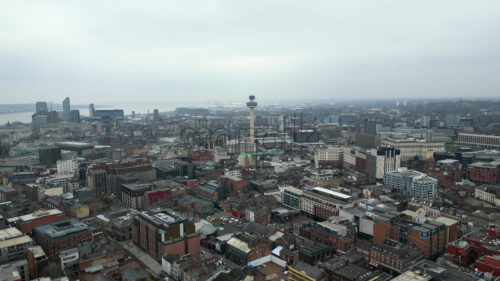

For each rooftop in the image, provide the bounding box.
[291,261,325,280]
[18,209,63,222]
[35,219,90,239]
[0,228,33,249]
[139,208,188,227]
[313,187,351,200]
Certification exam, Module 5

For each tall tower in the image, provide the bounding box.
[246,95,257,142]
[89,104,95,118]
[62,97,70,122]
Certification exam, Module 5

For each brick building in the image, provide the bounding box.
[188,180,224,202]
[370,239,424,274]
[476,255,500,277]
[373,212,446,259]
[131,208,200,261]
[26,246,48,279]
[33,219,100,261]
[188,150,213,162]
[14,209,67,234]
[466,161,500,184]
[0,228,34,264]
[300,187,353,220]
[299,221,354,253]
[218,175,248,196]
[225,233,271,265]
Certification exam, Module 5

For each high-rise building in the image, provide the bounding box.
[445,114,461,128]
[35,102,48,113]
[69,110,80,123]
[153,109,159,122]
[86,169,108,195]
[62,97,70,122]
[313,144,343,169]
[132,208,200,261]
[364,119,382,135]
[370,147,401,180]
[31,112,47,132]
[89,104,94,118]
[38,147,62,166]
[421,115,430,127]
[47,111,60,123]
[384,168,437,198]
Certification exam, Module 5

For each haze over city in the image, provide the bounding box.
[1,0,500,104]
[2,2,500,281]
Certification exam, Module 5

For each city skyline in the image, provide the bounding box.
[1,0,500,104]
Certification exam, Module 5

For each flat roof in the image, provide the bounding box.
[433,216,458,226]
[35,219,90,239]
[0,232,32,249]
[313,187,351,200]
[227,237,250,253]
[140,208,188,226]
[0,227,23,240]
[55,141,93,147]
[19,209,63,222]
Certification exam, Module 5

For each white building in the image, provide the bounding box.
[384,168,437,198]
[474,185,500,206]
[313,144,343,168]
[213,147,230,163]
[371,147,401,180]
[56,159,78,175]
[382,138,445,162]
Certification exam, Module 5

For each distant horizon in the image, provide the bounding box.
[2,1,500,102]
[0,96,499,107]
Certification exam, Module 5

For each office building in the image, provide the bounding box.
[364,119,382,135]
[121,183,151,210]
[0,228,34,264]
[153,109,159,121]
[313,144,343,169]
[384,168,437,198]
[371,146,401,180]
[62,97,70,122]
[456,133,500,150]
[56,159,78,175]
[47,111,60,123]
[301,187,353,219]
[33,219,98,261]
[189,180,224,202]
[35,102,48,113]
[421,115,430,127]
[89,104,94,118]
[282,186,302,210]
[38,146,62,166]
[466,161,500,184]
[87,169,108,195]
[31,112,47,132]
[69,110,80,123]
[445,114,461,128]
[381,138,445,162]
[132,208,200,260]
[14,209,66,234]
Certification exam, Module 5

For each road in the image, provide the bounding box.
[118,240,163,278]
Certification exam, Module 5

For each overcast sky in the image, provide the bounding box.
[1,0,500,105]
